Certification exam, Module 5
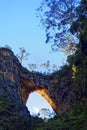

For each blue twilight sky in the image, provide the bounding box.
[0,0,67,114]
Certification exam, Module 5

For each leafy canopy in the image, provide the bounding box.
[37,0,80,54]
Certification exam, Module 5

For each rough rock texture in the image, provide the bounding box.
[0,48,74,115]
[49,68,75,113]
[0,48,30,118]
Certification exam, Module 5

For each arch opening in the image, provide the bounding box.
[26,91,54,116]
[20,77,59,114]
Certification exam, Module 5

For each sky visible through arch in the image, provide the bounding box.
[0,0,67,115]
[26,92,54,115]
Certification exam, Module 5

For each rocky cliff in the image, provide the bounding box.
[0,48,32,130]
[0,47,74,116]
[0,48,30,117]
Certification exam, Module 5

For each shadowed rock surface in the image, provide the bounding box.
[0,47,74,116]
[0,48,30,118]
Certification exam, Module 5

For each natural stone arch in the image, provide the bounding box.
[0,48,60,114]
[19,77,60,114]
[0,48,73,115]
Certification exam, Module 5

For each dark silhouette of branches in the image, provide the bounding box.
[37,0,80,54]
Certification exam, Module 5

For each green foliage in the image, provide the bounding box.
[31,116,45,130]
[0,114,31,130]
[68,0,87,100]
[37,0,80,52]
[31,98,87,130]
[1,88,87,130]
[31,106,87,130]
[0,98,31,130]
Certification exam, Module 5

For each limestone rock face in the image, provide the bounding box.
[0,48,30,118]
[0,47,74,116]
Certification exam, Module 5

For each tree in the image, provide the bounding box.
[40,60,51,73]
[17,47,30,64]
[69,0,87,101]
[28,61,58,73]
[37,108,55,121]
[5,45,12,50]
[37,0,80,54]
[28,63,37,71]
[70,0,87,56]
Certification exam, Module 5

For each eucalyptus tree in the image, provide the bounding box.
[37,0,81,54]
[17,47,30,64]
